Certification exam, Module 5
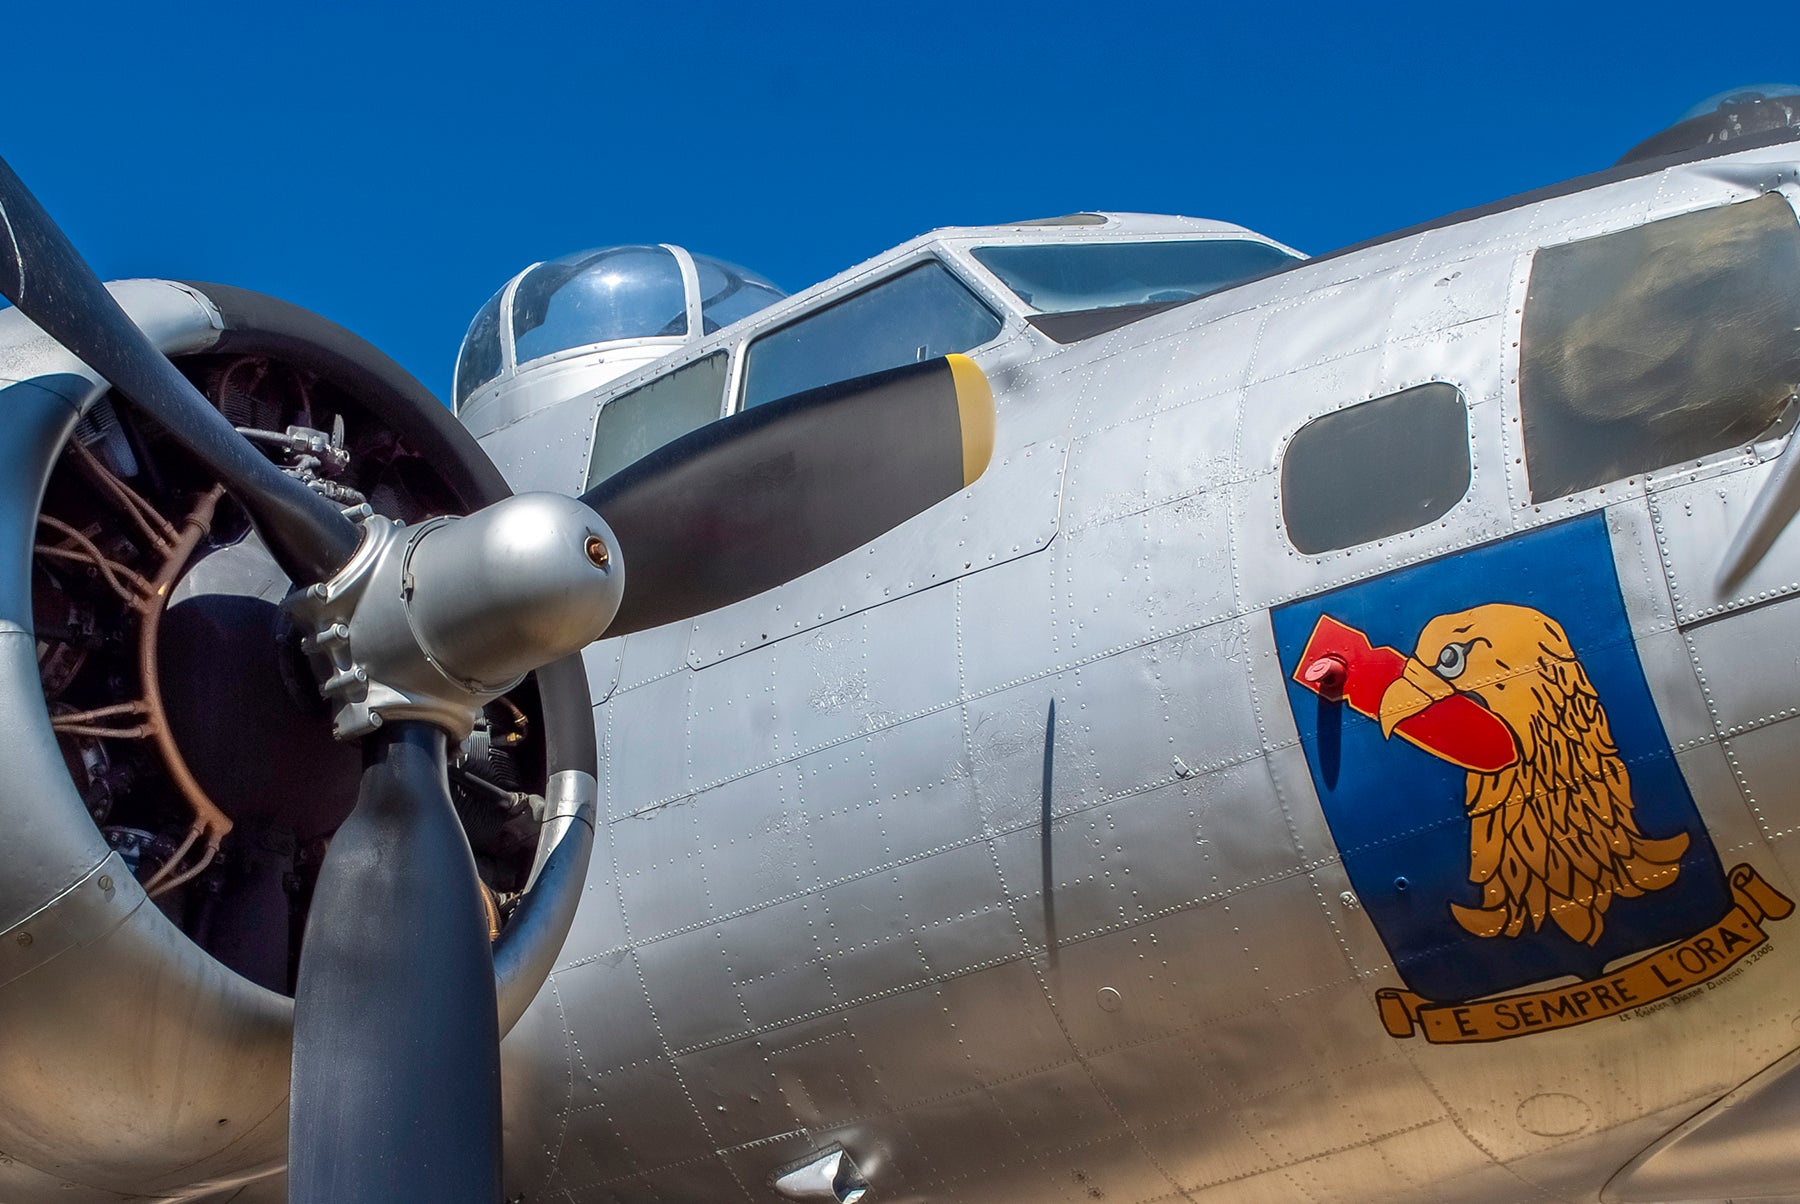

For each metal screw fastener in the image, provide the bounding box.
[97,875,113,892]
[585,534,611,570]
[15,932,31,947]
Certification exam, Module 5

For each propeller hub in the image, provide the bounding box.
[285,493,623,740]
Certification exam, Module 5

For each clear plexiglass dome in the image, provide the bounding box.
[1619,83,1800,165]
[453,244,786,411]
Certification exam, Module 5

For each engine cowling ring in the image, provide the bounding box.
[0,280,595,1201]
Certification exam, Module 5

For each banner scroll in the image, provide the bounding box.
[1378,865,1792,1044]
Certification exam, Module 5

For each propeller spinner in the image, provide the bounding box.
[0,154,994,1204]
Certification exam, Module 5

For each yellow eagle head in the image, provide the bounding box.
[1375,602,1689,946]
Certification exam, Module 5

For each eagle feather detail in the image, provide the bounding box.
[1406,604,1689,947]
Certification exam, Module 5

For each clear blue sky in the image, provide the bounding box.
[7,2,1797,402]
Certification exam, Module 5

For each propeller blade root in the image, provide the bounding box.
[289,722,501,1204]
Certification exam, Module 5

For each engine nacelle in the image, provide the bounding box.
[0,282,595,1202]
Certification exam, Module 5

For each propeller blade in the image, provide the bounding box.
[582,353,994,637]
[289,722,500,1204]
[0,154,359,583]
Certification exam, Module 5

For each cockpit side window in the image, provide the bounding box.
[1281,383,1472,554]
[740,260,1002,409]
[585,351,730,490]
[971,239,1298,314]
[1520,194,1800,502]
[512,246,688,367]
[453,289,505,412]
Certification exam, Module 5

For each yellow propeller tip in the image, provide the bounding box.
[947,354,995,488]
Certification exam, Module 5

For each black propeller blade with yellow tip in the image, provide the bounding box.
[0,149,993,1203]
[583,352,993,636]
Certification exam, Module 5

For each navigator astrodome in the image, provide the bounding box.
[453,244,788,440]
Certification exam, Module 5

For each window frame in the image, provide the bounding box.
[958,231,1300,317]
[578,251,1021,491]
[1278,381,1476,557]
[584,348,735,491]
[1513,192,1800,505]
[966,235,1302,316]
[727,253,1008,414]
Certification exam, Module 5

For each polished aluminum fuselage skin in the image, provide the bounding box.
[480,154,1800,1203]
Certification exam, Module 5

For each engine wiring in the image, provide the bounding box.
[34,514,155,606]
[35,460,236,888]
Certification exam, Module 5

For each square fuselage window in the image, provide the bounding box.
[1281,383,1472,555]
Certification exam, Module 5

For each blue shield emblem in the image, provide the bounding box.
[1268,515,1783,1041]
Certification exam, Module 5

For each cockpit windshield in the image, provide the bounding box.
[511,245,688,365]
[971,239,1299,314]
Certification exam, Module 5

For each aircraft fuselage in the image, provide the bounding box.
[485,140,1800,1203]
